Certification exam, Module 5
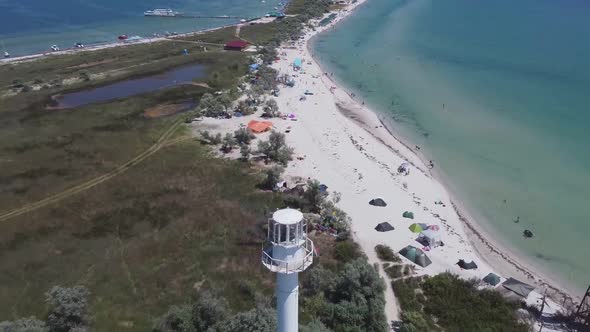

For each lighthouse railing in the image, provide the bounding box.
[261,236,314,273]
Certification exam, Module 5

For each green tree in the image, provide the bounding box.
[304,180,327,213]
[240,144,251,161]
[45,286,90,332]
[152,305,194,332]
[0,317,47,332]
[153,292,228,332]
[234,128,255,145]
[191,292,229,332]
[261,166,284,190]
[199,93,225,117]
[300,319,332,332]
[257,131,293,166]
[221,133,237,153]
[217,93,234,111]
[257,66,278,91]
[398,311,429,332]
[262,99,280,118]
[211,308,276,332]
[322,259,388,332]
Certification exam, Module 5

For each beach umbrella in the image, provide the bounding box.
[428,225,440,231]
[483,273,501,286]
[408,223,423,233]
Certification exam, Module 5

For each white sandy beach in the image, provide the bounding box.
[192,0,577,327]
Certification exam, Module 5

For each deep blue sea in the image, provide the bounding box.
[312,0,590,293]
[0,0,283,56]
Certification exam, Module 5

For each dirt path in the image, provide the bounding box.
[0,121,183,223]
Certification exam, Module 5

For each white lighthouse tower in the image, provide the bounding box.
[262,208,314,332]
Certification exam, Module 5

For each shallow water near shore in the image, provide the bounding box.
[0,0,283,56]
[312,0,590,293]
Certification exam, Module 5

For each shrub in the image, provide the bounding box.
[256,131,293,166]
[234,127,255,145]
[236,100,257,115]
[319,203,348,231]
[239,144,251,161]
[217,93,234,111]
[212,133,223,145]
[0,317,47,332]
[421,273,529,331]
[303,180,327,213]
[199,93,225,117]
[375,244,401,263]
[300,319,332,332]
[191,292,229,331]
[262,99,280,118]
[398,311,429,332]
[384,264,403,279]
[333,241,363,264]
[391,278,422,312]
[322,259,388,332]
[152,305,193,332]
[45,285,90,332]
[221,133,237,153]
[257,65,278,91]
[211,307,275,332]
[301,266,335,297]
[260,166,284,190]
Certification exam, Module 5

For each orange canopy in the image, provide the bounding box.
[247,120,273,133]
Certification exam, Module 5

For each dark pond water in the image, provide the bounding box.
[54,64,206,109]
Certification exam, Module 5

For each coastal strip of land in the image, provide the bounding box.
[193,0,579,322]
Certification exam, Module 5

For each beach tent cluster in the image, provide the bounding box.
[399,245,432,267]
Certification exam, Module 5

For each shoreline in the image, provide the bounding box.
[304,1,579,306]
[0,20,246,65]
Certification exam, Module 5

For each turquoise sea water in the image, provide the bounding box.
[0,0,283,56]
[312,0,590,293]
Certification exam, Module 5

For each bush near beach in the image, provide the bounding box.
[393,273,530,331]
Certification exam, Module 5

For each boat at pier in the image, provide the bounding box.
[144,8,181,17]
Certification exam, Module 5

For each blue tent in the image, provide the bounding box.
[293,58,302,69]
[249,63,260,72]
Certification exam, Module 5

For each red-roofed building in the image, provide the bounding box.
[224,40,250,51]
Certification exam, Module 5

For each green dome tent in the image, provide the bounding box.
[399,245,432,267]
[483,273,501,286]
[408,223,423,233]
[402,211,414,219]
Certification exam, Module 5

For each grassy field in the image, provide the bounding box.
[0,138,284,330]
[0,30,275,330]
